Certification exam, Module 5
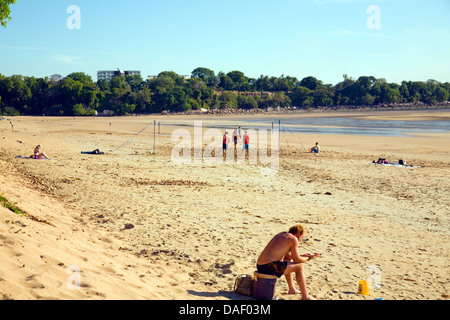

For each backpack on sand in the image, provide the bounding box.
[234,274,254,297]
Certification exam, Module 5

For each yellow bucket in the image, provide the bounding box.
[358,280,370,295]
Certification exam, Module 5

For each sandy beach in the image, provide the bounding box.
[0,110,449,300]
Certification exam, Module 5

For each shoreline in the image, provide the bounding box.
[2,104,450,122]
[4,106,450,131]
[146,103,450,118]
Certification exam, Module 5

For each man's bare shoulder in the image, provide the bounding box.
[274,232,298,242]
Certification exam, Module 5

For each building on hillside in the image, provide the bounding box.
[97,69,141,82]
[50,74,65,82]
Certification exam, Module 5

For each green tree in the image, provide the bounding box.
[83,90,101,110]
[72,103,95,116]
[0,0,16,28]
[148,76,175,112]
[59,78,84,114]
[290,86,313,108]
[25,76,51,114]
[237,94,258,109]
[1,106,20,116]
[300,76,323,91]
[408,81,429,103]
[273,75,297,91]
[371,78,388,104]
[128,87,152,113]
[335,76,375,105]
[313,89,334,107]
[113,103,136,116]
[191,67,216,86]
[67,72,95,90]
[383,87,401,104]
[186,78,214,108]
[0,74,32,114]
[361,93,375,105]
[1,67,449,115]
[273,92,292,108]
[400,82,410,102]
[157,71,185,86]
[97,79,110,92]
[109,76,130,99]
[435,86,449,102]
[217,72,235,91]
[72,103,85,116]
[442,82,450,98]
[126,74,145,92]
[218,92,238,109]
[44,104,64,116]
[171,86,191,112]
[188,98,200,110]
[258,96,277,109]
[227,71,249,91]
[255,75,273,91]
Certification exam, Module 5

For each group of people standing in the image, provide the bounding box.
[223,126,321,157]
[222,127,250,157]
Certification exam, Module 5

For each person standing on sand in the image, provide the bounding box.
[232,130,239,149]
[243,131,250,158]
[256,225,320,300]
[223,131,230,157]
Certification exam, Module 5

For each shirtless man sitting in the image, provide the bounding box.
[256,225,320,300]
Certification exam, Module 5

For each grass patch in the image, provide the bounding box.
[0,193,54,226]
[0,194,26,216]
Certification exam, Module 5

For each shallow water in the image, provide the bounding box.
[243,117,450,137]
[162,114,450,137]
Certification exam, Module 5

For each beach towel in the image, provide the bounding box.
[15,156,51,160]
[369,162,420,168]
[81,149,104,155]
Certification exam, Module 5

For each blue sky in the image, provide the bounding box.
[1,0,449,85]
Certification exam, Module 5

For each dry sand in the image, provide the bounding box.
[0,110,449,300]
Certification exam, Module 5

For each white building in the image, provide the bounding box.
[50,74,64,82]
[97,70,116,81]
[98,69,141,82]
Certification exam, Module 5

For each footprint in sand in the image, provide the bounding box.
[24,274,45,289]
[214,260,235,275]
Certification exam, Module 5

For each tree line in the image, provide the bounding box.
[1,68,449,116]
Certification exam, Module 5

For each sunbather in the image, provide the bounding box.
[31,145,49,159]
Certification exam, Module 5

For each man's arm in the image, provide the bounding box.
[290,236,320,263]
[289,237,309,264]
